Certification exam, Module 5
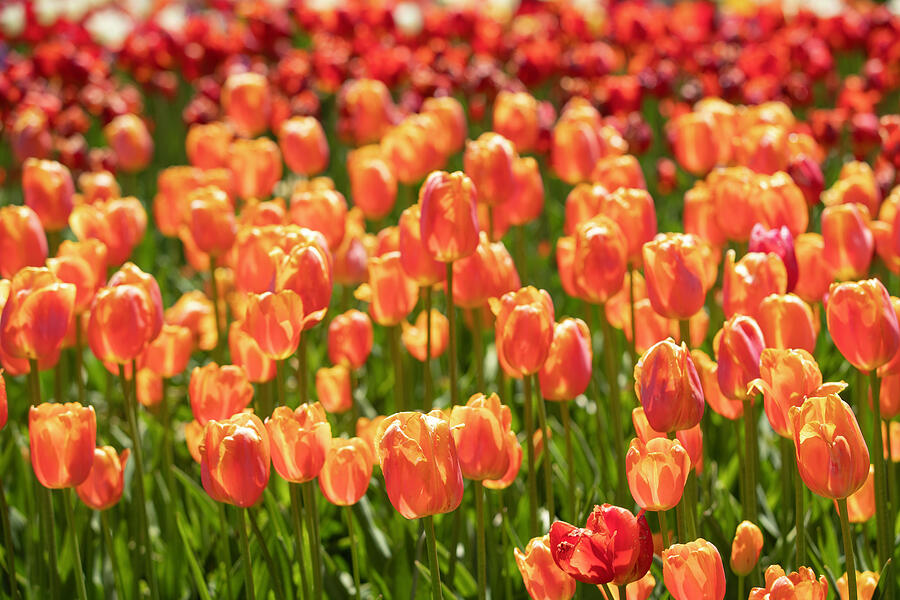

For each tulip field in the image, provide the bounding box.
[5,1,900,599]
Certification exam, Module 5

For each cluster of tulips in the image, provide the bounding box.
[3,1,900,600]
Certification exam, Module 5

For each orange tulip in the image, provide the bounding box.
[289,188,347,251]
[630,407,704,474]
[69,197,147,266]
[140,324,191,378]
[29,402,96,488]
[722,250,788,320]
[625,437,691,511]
[564,182,608,236]
[0,268,75,360]
[136,369,162,408]
[228,321,276,383]
[662,539,726,600]
[242,290,315,360]
[552,112,601,185]
[730,521,763,576]
[602,188,657,265]
[10,106,51,163]
[164,290,217,351]
[200,412,271,507]
[188,186,236,256]
[229,138,283,201]
[822,204,874,281]
[539,318,592,401]
[186,122,232,170]
[381,115,442,185]
[315,365,352,414]
[318,437,373,506]
[355,252,419,327]
[328,309,373,370]
[757,293,817,353]
[449,393,514,480]
[749,565,828,600]
[827,279,900,372]
[691,349,743,420]
[499,155,544,227]
[239,198,286,228]
[375,410,464,519]
[836,571,879,600]
[0,205,47,278]
[599,572,656,600]
[514,534,577,600]
[735,124,789,175]
[401,310,449,362]
[482,432,523,490]
[356,415,387,461]
[347,145,396,220]
[279,116,328,176]
[790,393,870,499]
[230,225,294,294]
[222,72,271,137]
[53,239,107,309]
[754,172,809,237]
[265,403,332,483]
[151,166,204,236]
[715,315,765,401]
[823,164,880,216]
[793,233,833,304]
[838,464,875,524]
[683,182,726,250]
[88,263,162,363]
[337,78,395,146]
[398,205,445,287]
[464,132,516,206]
[635,339,704,433]
[185,420,204,464]
[103,114,153,172]
[643,233,711,320]
[491,286,555,378]
[668,112,720,175]
[452,233,520,308]
[76,446,129,510]
[189,363,253,426]
[22,158,74,231]
[569,216,628,305]
[708,167,758,243]
[419,170,480,263]
[591,155,647,194]
[271,235,333,331]
[420,96,467,157]
[493,91,539,152]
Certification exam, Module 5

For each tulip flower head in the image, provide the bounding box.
[76,446,129,510]
[826,279,900,372]
[189,363,254,426]
[1,267,75,361]
[315,365,352,414]
[571,216,629,305]
[242,290,320,360]
[265,403,332,484]
[401,309,449,362]
[464,132,516,206]
[625,437,691,511]
[748,565,828,600]
[200,412,271,507]
[539,318,593,401]
[30,402,96,489]
[318,437,373,506]
[419,170,480,263]
[635,339,704,433]
[662,538,726,600]
[642,233,711,320]
[491,286,555,378]
[279,116,329,176]
[355,252,419,327]
[328,309,374,370]
[514,535,577,600]
[0,205,47,279]
[715,315,765,401]
[449,393,515,481]
[22,158,74,231]
[730,521,763,576]
[836,571,879,600]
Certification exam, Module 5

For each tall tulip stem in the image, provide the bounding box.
[219,504,235,600]
[100,510,126,600]
[389,325,405,412]
[297,335,309,406]
[424,515,443,600]
[522,375,538,533]
[601,583,616,600]
[209,265,223,363]
[837,498,858,600]
[472,307,485,391]
[794,458,806,567]
[423,286,434,408]
[867,370,893,600]
[598,305,626,505]
[534,378,555,519]
[238,508,256,600]
[61,488,87,600]
[302,482,323,600]
[742,398,759,522]
[289,484,310,600]
[345,507,362,600]
[658,510,670,549]
[74,320,85,404]
[28,362,58,598]
[475,482,487,600]
[560,401,577,522]
[446,263,458,406]
[0,477,17,600]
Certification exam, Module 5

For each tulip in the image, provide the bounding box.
[289,188,347,251]
[419,170,480,263]
[318,437,373,506]
[514,535,577,600]
[643,233,711,320]
[549,504,653,586]
[1,267,75,361]
[265,403,332,484]
[598,572,656,600]
[748,565,828,600]
[563,183,607,236]
[401,310,449,361]
[493,91,539,152]
[794,233,833,304]
[625,437,691,511]
[200,412,270,507]
[683,182,726,250]
[222,72,271,137]
[399,205,445,287]
[492,287,555,379]
[708,167,758,243]
[10,106,52,163]
[635,339,704,433]
[420,96,467,157]
[337,78,395,146]
[328,309,373,370]
[228,322,276,383]
[716,315,765,402]
[754,173,809,237]
[242,290,316,360]
[186,122,232,170]
[271,233,333,331]
[315,365,352,414]
[75,447,129,510]
[136,369,162,408]
[189,363,253,427]
[539,318,592,401]
[355,252,419,327]
[602,188,657,266]
[381,115,442,185]
[452,233,520,309]
[748,224,798,292]
[164,291,217,352]
[279,116,329,176]
[502,156,544,227]
[552,113,601,184]
[22,158,74,231]
[754,348,834,438]
[691,350,743,420]
[69,197,147,266]
[228,137,283,200]
[347,145,397,220]
[49,240,107,314]
[662,539,726,600]
[29,402,96,488]
[592,155,647,194]
[88,282,161,365]
[449,393,513,481]
[836,571,879,600]
[464,132,516,207]
[570,216,629,305]
[669,112,720,175]
[140,324,192,379]
[103,114,153,173]
[840,465,875,524]
[822,204,874,280]
[188,186,236,257]
[827,279,900,372]
[0,205,47,278]
[730,521,763,576]
[757,294,818,353]
[630,407,703,474]
[722,250,788,321]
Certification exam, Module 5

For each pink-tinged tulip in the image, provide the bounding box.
[625,437,691,511]
[200,412,271,507]
[715,315,765,401]
[827,279,900,372]
[539,318,592,401]
[662,539,726,600]
[328,309,373,370]
[635,339,704,433]
[642,233,712,320]
[794,233,833,304]
[748,224,798,292]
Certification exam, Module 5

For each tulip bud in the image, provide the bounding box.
[315,365,352,414]
[347,146,396,220]
[188,186,236,257]
[381,115,442,185]
[827,279,900,371]
[271,235,333,331]
[22,158,74,231]
[822,204,874,280]
[730,521,763,577]
[328,309,373,370]
[29,402,96,488]
[103,114,153,173]
[836,571,879,600]
[539,318,592,401]
[140,324,192,379]
[229,138,283,201]
[757,293,818,353]
[186,122,232,170]
[502,156,544,227]
[401,310,449,362]
[493,91,539,153]
[603,188,657,266]
[419,171,480,263]
[794,233,833,304]
[279,116,328,176]
[318,437,373,506]
[491,287,555,378]
[708,167,758,243]
[722,250,788,321]
[514,535,577,600]
[715,315,765,401]
[450,393,515,481]
[564,183,607,236]
[1,268,76,360]
[643,233,712,320]
[265,403,332,484]
[200,412,271,507]
[189,363,254,426]
[754,172,809,238]
[0,205,47,278]
[750,565,828,599]
[625,437,691,511]
[76,447,129,510]
[635,339,704,432]
[662,539,726,600]
[571,216,628,305]
[222,72,271,138]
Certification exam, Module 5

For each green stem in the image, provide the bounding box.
[743,399,758,522]
[738,576,745,600]
[629,268,637,367]
[389,325,405,412]
[219,503,235,600]
[602,582,616,600]
[522,375,538,534]
[837,498,859,600]
[560,402,577,522]
[29,361,59,599]
[734,418,746,517]
[446,263,458,406]
[345,507,362,600]
[297,335,308,406]
[668,432,685,543]
[0,477,17,600]
[424,515,443,600]
[423,286,434,409]
[794,459,806,568]
[534,377,555,520]
[74,319,85,404]
[276,360,286,407]
[475,482,487,600]
[61,489,88,600]
[238,509,256,600]
[160,378,175,513]
[100,511,126,600]
[209,265,223,363]
[289,484,310,600]
[302,482,323,600]
[472,307,485,391]
[247,508,286,600]
[658,510,670,549]
[779,437,793,533]
[678,318,691,349]
[599,305,626,505]
[684,471,698,540]
[867,370,893,600]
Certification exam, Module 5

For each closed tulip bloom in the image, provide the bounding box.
[375,410,464,519]
[222,72,271,137]
[242,290,313,360]
[836,571,879,600]
[289,188,347,251]
[643,233,711,320]
[715,315,765,401]
[827,279,900,372]
[381,115,442,185]
[754,173,809,238]
[572,216,628,305]
[136,369,163,408]
[140,324,191,378]
[500,156,544,227]
[790,393,870,499]
[754,348,830,438]
[591,155,647,194]
[1,268,75,360]
[419,170,480,263]
[492,287,555,378]
[691,349,743,420]
[315,365,352,414]
[337,78,395,146]
[186,122,233,170]
[51,239,108,312]
[402,309,449,361]
[493,91,539,152]
[625,437,691,511]
[794,233,833,304]
[540,318,592,401]
[189,363,253,426]
[399,205,445,287]
[635,339,704,432]
[354,252,418,327]
[29,402,96,488]
[749,224,799,292]
[708,167,758,243]
[271,237,333,331]
[450,235,520,309]
[603,188,657,265]
[104,114,153,172]
[279,116,328,176]
[822,204,874,280]
[683,182,727,250]
[483,431,522,490]
[552,115,601,185]
[75,446,129,510]
[549,504,653,586]
[749,565,828,600]
[730,521,763,576]
[514,535,577,600]
[265,403,332,483]
[164,290,217,351]
[22,158,74,231]
[463,132,516,206]
[757,294,818,353]
[229,138,283,201]
[840,465,875,523]
[563,183,608,236]
[328,309,373,370]
[200,412,271,507]
[420,96,467,157]
[669,112,720,175]
[188,186,236,256]
[450,393,514,480]
[0,205,47,278]
[662,539,726,600]
[318,437,373,506]
[347,146,396,220]
[228,322,276,383]
[69,197,147,266]
[722,250,788,321]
